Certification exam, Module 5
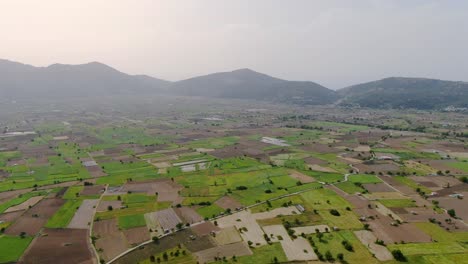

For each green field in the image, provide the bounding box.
[335,181,365,194]
[235,243,288,264]
[118,214,147,229]
[45,199,82,228]
[310,230,378,264]
[0,235,33,263]
[378,199,416,208]
[348,174,382,184]
[448,161,468,173]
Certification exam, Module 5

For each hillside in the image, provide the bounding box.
[339,77,468,109]
[169,68,339,105]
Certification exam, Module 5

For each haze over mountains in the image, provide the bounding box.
[1,59,467,110]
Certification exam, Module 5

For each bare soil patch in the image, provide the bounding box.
[97,200,123,212]
[5,198,65,236]
[191,222,220,236]
[363,183,394,193]
[93,218,118,237]
[96,232,128,261]
[288,170,315,183]
[175,207,203,224]
[215,196,242,210]
[20,228,94,264]
[81,185,105,196]
[194,242,252,264]
[0,210,24,222]
[123,226,150,246]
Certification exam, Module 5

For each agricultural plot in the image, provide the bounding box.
[20,228,94,264]
[262,224,317,261]
[0,235,33,263]
[67,199,99,229]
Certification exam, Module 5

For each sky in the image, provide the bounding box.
[1,0,467,89]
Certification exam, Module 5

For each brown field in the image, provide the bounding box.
[5,196,44,213]
[368,214,431,244]
[288,170,316,183]
[0,188,32,203]
[87,165,107,177]
[81,185,105,196]
[0,210,24,222]
[5,198,65,236]
[123,226,150,246]
[97,200,123,212]
[93,218,118,237]
[378,175,417,195]
[96,233,129,261]
[122,179,183,204]
[363,183,395,192]
[191,222,220,236]
[431,193,468,221]
[20,228,94,264]
[175,207,203,224]
[194,242,252,264]
[434,184,468,196]
[355,162,400,174]
[68,199,99,229]
[214,195,242,210]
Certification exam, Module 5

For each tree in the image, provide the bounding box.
[448,209,457,218]
[272,256,279,264]
[337,253,344,262]
[330,209,340,216]
[152,236,159,244]
[391,249,407,262]
[150,255,155,262]
[325,250,334,261]
[162,252,168,261]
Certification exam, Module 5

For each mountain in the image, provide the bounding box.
[0,59,170,99]
[169,68,339,105]
[339,77,468,109]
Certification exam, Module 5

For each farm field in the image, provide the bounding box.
[0,102,467,264]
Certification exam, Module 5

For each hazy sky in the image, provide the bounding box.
[1,0,467,88]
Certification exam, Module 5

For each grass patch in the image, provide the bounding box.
[118,214,147,229]
[335,181,365,194]
[0,235,33,263]
[378,199,416,208]
[45,199,82,228]
[348,174,382,184]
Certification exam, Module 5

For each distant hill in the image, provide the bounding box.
[339,77,468,109]
[169,68,339,105]
[2,59,467,110]
[0,59,170,99]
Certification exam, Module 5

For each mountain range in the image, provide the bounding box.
[1,59,467,110]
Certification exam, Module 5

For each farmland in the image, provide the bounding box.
[0,99,467,264]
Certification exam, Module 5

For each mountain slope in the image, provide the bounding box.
[0,59,170,99]
[169,69,339,105]
[339,77,468,109]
